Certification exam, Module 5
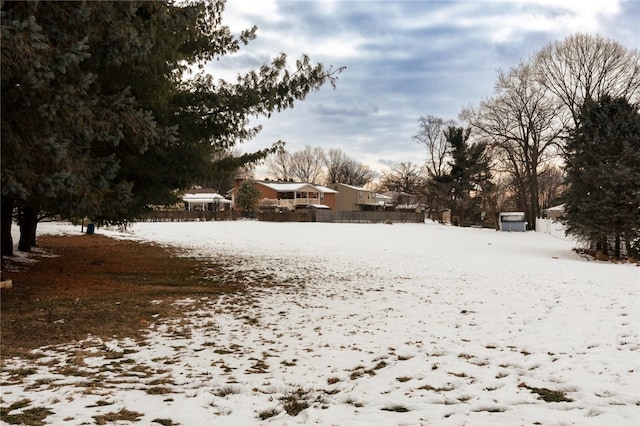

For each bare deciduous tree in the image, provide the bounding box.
[324,147,376,186]
[341,162,377,187]
[413,115,455,178]
[462,63,565,227]
[378,161,426,197]
[537,164,564,210]
[324,148,348,184]
[290,145,325,183]
[266,145,375,186]
[264,148,293,181]
[534,33,640,127]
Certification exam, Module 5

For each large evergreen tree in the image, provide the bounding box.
[444,127,493,226]
[235,179,261,216]
[563,95,640,257]
[1,1,342,255]
[1,1,154,254]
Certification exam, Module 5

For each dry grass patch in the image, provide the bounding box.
[1,234,263,358]
[152,419,177,426]
[212,386,241,397]
[0,405,53,426]
[416,383,455,392]
[85,400,114,408]
[281,390,310,417]
[146,386,173,395]
[520,383,573,402]
[2,367,38,383]
[327,377,341,385]
[53,366,92,377]
[257,407,280,420]
[381,404,410,412]
[93,408,142,424]
[246,358,269,374]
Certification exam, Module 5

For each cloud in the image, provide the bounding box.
[312,102,379,117]
[214,0,638,176]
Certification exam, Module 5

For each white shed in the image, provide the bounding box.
[183,191,232,211]
[498,212,527,232]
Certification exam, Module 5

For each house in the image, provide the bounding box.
[376,193,394,210]
[543,204,565,220]
[395,203,425,213]
[310,185,338,210]
[331,183,379,211]
[383,191,417,206]
[182,188,232,211]
[233,180,337,211]
[381,190,427,212]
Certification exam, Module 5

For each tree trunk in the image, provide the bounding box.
[599,235,608,256]
[614,234,621,258]
[1,196,14,258]
[625,237,633,259]
[529,171,539,231]
[17,206,39,252]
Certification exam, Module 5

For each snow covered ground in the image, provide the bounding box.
[2,220,639,425]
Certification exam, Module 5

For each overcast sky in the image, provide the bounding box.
[208,0,640,177]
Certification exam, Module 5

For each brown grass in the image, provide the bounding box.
[1,233,249,358]
[93,408,142,424]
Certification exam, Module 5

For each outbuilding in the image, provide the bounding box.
[498,212,527,232]
[183,190,232,211]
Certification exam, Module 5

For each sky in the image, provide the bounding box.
[3,220,638,424]
[206,0,640,177]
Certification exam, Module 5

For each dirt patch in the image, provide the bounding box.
[1,234,245,358]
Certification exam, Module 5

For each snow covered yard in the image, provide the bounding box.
[2,220,639,425]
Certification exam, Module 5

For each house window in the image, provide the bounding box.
[358,192,363,199]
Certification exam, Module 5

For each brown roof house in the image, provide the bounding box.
[232,180,337,211]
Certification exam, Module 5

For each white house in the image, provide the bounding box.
[182,189,232,211]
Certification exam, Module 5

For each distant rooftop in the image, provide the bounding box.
[256,180,338,193]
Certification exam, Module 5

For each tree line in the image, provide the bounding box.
[455,33,638,257]
[411,34,638,256]
[263,146,376,187]
[258,34,639,257]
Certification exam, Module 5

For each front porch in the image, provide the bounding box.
[261,190,325,210]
